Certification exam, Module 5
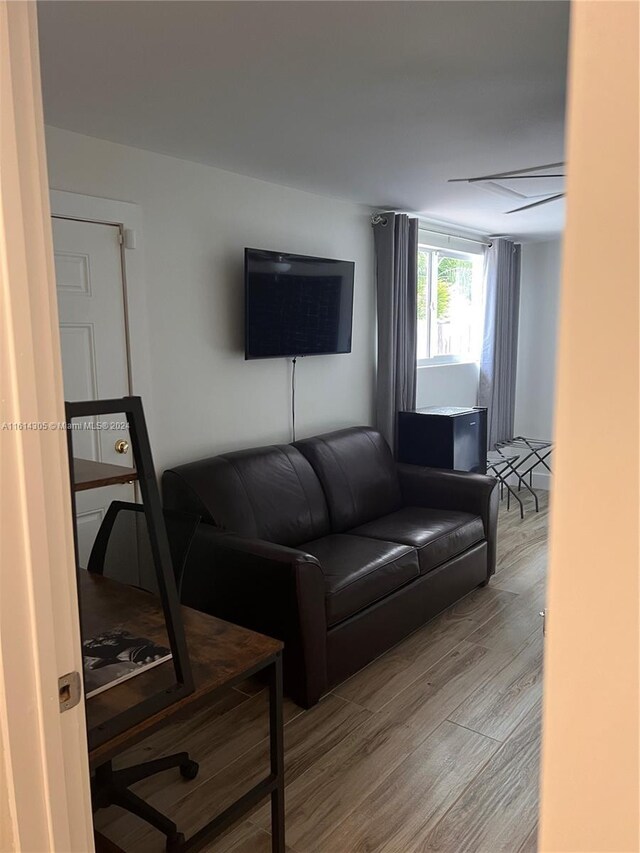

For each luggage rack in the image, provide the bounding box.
[493,436,554,515]
[486,452,526,520]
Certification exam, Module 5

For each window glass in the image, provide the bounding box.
[417,246,484,362]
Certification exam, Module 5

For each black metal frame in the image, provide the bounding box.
[495,435,554,513]
[66,396,194,751]
[178,653,285,853]
[92,752,199,851]
[91,654,285,852]
[495,452,540,514]
[87,500,200,595]
[486,454,526,520]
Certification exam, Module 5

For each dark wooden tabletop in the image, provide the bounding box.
[79,571,283,767]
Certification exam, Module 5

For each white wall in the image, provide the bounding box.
[44,127,375,472]
[416,362,479,409]
[510,239,561,489]
[514,239,562,440]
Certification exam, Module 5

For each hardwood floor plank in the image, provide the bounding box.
[518,823,539,853]
[112,688,251,770]
[265,712,433,851]
[233,676,268,697]
[201,822,297,853]
[493,546,548,595]
[467,588,544,655]
[493,494,549,597]
[419,700,542,852]
[315,720,500,853]
[449,632,544,742]
[377,641,513,735]
[197,820,263,853]
[145,691,301,797]
[118,693,371,851]
[437,584,518,624]
[105,817,296,853]
[334,586,517,712]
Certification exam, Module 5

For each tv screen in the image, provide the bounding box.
[245,248,355,359]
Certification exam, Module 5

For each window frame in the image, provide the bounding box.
[416,240,485,367]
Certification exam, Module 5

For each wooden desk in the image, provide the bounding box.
[80,571,285,852]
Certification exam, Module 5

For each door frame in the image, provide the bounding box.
[539,1,639,848]
[1,3,95,849]
[50,189,152,410]
[51,193,150,578]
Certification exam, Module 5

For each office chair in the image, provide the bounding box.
[87,501,200,851]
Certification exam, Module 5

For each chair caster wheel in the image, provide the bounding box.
[180,759,199,780]
[166,831,185,852]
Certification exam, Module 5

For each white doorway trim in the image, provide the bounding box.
[50,189,153,414]
[1,3,94,849]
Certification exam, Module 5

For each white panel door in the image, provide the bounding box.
[53,216,135,567]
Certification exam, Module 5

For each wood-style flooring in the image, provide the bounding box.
[96,488,549,853]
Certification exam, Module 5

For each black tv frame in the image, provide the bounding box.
[244,247,355,360]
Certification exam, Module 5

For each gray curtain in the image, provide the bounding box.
[373,213,418,450]
[478,238,521,449]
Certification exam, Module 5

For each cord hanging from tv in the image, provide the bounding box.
[244,248,355,359]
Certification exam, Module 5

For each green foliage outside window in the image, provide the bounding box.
[437,256,472,321]
[417,250,429,321]
[417,251,473,323]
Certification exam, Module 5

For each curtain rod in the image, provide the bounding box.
[371,212,492,248]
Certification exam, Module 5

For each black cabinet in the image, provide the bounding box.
[397,406,487,474]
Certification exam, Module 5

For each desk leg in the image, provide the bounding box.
[269,653,285,853]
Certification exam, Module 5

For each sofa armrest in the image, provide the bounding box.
[180,523,327,706]
[396,463,499,577]
[188,528,321,567]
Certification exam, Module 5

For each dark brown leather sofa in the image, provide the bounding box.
[162,426,498,708]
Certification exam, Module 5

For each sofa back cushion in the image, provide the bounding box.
[162,444,330,547]
[294,427,402,532]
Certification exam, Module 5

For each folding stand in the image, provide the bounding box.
[486,453,525,519]
[494,436,554,513]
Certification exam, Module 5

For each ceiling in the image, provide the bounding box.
[37,1,570,241]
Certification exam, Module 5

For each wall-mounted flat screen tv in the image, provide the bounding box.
[245,248,355,359]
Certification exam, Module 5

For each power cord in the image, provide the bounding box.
[291,357,297,442]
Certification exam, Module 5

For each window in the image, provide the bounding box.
[417,242,485,364]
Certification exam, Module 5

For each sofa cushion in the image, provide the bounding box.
[162,444,329,547]
[300,533,419,627]
[350,507,484,575]
[294,427,402,532]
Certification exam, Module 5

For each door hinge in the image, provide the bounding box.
[123,228,137,249]
[58,671,82,712]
